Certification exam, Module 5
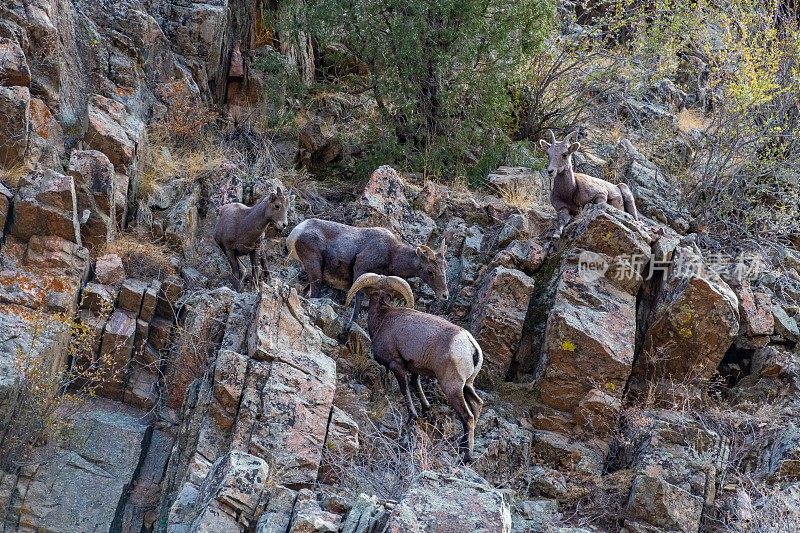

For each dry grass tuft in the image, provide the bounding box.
[139,126,229,202]
[493,178,549,212]
[101,232,177,280]
[0,163,29,188]
[677,109,711,133]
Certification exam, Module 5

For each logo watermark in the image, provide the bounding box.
[577,251,765,283]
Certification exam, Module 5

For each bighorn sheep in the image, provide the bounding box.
[346,274,484,462]
[540,130,638,238]
[214,188,290,290]
[287,218,449,320]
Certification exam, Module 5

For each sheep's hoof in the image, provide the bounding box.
[462,451,476,464]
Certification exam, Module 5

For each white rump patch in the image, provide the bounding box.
[286,219,310,260]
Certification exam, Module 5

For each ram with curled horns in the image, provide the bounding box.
[346,273,484,463]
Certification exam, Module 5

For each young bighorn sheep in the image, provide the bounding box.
[540,130,639,238]
[346,273,484,462]
[214,188,290,291]
[287,218,449,320]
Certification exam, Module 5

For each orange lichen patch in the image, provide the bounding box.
[29,99,54,140]
[0,270,79,310]
[115,86,135,97]
[0,271,46,307]
[2,303,42,321]
[42,275,76,295]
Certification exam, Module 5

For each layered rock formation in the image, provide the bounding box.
[2,1,800,532]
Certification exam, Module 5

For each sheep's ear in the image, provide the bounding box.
[539,139,551,150]
[269,192,277,201]
[276,187,284,197]
[416,246,426,261]
[568,142,581,154]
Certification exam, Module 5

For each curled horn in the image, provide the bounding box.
[381,275,415,308]
[346,273,382,308]
[439,237,447,256]
[565,130,578,143]
[548,129,556,144]
[416,245,436,261]
[345,274,415,309]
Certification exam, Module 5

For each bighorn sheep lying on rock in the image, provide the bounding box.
[540,130,638,238]
[214,188,290,290]
[287,218,449,320]
[346,273,484,462]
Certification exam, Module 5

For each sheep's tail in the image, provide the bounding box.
[464,331,483,376]
[286,219,308,261]
[618,183,639,221]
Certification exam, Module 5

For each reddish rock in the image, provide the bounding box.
[0,85,30,168]
[148,317,173,351]
[385,470,511,533]
[469,266,535,383]
[11,170,81,245]
[573,388,620,438]
[732,280,774,337]
[84,94,143,171]
[538,262,637,421]
[0,38,31,87]
[24,235,89,277]
[123,365,159,410]
[97,309,137,400]
[156,275,183,319]
[140,280,160,322]
[236,282,337,486]
[81,282,115,314]
[133,318,149,359]
[491,239,546,276]
[118,278,148,314]
[94,253,125,287]
[355,165,436,247]
[413,180,449,218]
[632,245,739,403]
[69,150,118,249]
[289,492,342,532]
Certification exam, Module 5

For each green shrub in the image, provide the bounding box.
[303,0,555,182]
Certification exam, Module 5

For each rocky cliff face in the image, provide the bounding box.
[2,1,800,532]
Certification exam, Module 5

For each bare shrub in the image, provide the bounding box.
[165,292,229,408]
[0,306,118,470]
[560,469,634,531]
[320,402,461,500]
[511,36,619,142]
[492,177,551,212]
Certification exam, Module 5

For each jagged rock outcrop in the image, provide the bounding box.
[354,166,436,247]
[615,409,730,532]
[0,399,151,532]
[629,242,739,405]
[68,150,124,250]
[11,170,81,246]
[384,470,512,533]
[161,281,338,532]
[0,86,29,168]
[515,203,652,472]
[469,266,536,384]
